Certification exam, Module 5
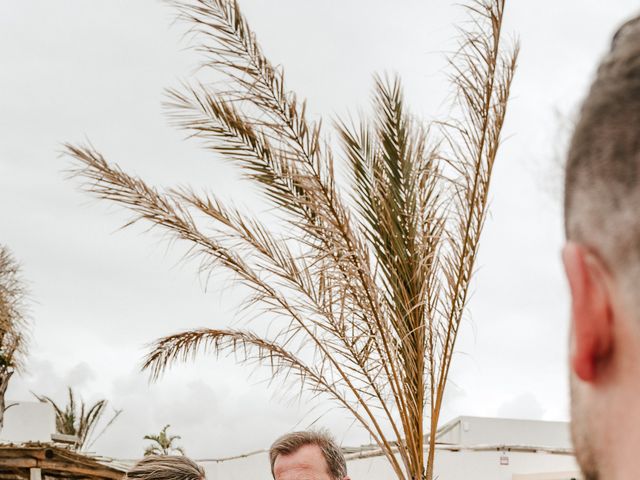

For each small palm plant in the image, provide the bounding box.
[0,246,29,429]
[34,387,122,451]
[144,424,185,456]
[65,0,517,478]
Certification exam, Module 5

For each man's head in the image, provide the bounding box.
[563,14,640,480]
[269,430,350,480]
[125,456,205,480]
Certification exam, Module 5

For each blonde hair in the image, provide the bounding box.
[125,456,205,480]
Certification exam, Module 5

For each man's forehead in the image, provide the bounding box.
[273,444,330,475]
[274,444,325,464]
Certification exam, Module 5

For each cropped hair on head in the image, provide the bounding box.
[125,455,205,480]
[269,430,347,480]
[565,14,640,286]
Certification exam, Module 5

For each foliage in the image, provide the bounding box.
[64,1,518,478]
[0,246,29,427]
[143,424,185,456]
[34,387,122,451]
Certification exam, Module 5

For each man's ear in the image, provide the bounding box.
[562,242,613,382]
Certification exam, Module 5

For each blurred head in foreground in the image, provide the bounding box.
[269,430,350,480]
[125,456,205,480]
[563,13,640,480]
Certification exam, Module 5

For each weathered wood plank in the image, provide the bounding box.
[0,446,125,480]
[39,461,123,480]
[0,460,37,469]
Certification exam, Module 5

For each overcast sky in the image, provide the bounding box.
[1,0,638,461]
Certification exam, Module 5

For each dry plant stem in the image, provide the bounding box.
[145,328,391,461]
[174,2,411,472]
[426,2,518,478]
[65,0,517,478]
[201,3,413,439]
[180,201,408,474]
[67,146,408,477]
[172,96,400,458]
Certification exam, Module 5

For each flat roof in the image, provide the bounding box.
[0,443,127,480]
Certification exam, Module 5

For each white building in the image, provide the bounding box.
[1,405,581,480]
[0,401,57,443]
[199,416,582,480]
[0,402,127,480]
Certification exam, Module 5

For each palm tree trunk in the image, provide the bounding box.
[0,370,14,430]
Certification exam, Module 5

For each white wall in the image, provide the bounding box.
[435,449,580,480]
[513,473,582,480]
[199,417,580,480]
[199,447,581,480]
[437,417,573,449]
[0,401,56,443]
[201,452,270,480]
[347,448,581,480]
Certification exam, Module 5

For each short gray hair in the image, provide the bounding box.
[269,430,347,480]
[125,456,205,480]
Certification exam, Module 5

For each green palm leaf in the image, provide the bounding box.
[143,425,185,456]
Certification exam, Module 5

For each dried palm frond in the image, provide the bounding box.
[64,1,517,478]
[34,387,122,451]
[423,2,519,476]
[0,245,29,428]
